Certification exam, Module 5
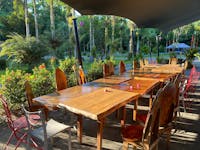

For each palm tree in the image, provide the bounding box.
[49,0,55,40]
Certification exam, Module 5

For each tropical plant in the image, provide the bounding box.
[87,59,103,81]
[0,69,30,105]
[30,64,55,97]
[0,33,49,68]
[184,48,198,63]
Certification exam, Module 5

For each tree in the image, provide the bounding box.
[49,0,55,40]
[32,0,39,40]
[24,0,30,37]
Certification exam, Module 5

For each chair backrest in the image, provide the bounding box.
[159,81,176,126]
[103,63,110,77]
[72,65,80,85]
[78,65,87,84]
[108,61,114,75]
[22,105,47,142]
[0,95,14,130]
[173,74,182,107]
[139,59,144,68]
[55,68,67,91]
[119,61,126,74]
[24,81,34,109]
[142,89,162,144]
[144,59,149,66]
[169,57,177,65]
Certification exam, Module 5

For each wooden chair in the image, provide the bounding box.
[72,64,80,85]
[158,81,177,148]
[55,68,67,91]
[139,59,145,68]
[144,59,149,66]
[78,65,87,84]
[121,89,161,150]
[119,60,126,74]
[169,57,177,65]
[24,81,49,120]
[103,63,110,77]
[0,95,28,150]
[22,105,72,150]
[136,82,177,147]
[108,61,115,75]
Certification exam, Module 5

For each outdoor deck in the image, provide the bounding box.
[0,62,200,150]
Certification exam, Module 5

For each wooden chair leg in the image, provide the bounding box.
[166,129,171,150]
[123,141,129,150]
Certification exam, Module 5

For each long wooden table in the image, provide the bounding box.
[33,75,138,150]
[33,66,177,150]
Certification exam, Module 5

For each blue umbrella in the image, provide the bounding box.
[166,43,190,49]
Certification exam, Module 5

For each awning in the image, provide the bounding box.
[61,0,200,31]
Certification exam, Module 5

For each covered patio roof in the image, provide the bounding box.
[61,0,200,31]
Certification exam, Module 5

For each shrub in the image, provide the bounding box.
[0,59,6,70]
[30,64,55,97]
[87,59,103,82]
[59,57,78,75]
[0,69,30,105]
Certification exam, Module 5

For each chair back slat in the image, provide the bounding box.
[79,65,87,84]
[55,68,67,91]
[103,63,110,77]
[119,61,126,74]
[139,59,144,68]
[159,82,176,126]
[142,89,162,143]
[24,81,35,108]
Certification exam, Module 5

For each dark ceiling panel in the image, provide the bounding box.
[61,0,200,31]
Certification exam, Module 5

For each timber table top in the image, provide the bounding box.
[111,77,160,95]
[59,88,139,120]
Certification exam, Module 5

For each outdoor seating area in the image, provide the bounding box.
[1,1,200,150]
[1,59,200,150]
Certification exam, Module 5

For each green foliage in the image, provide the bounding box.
[169,51,177,58]
[0,58,6,70]
[104,56,117,66]
[87,59,103,82]
[0,33,48,67]
[184,48,198,62]
[59,57,78,87]
[0,69,30,105]
[30,64,55,97]
[59,57,78,75]
[140,45,150,55]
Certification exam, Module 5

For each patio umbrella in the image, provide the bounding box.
[166,43,190,49]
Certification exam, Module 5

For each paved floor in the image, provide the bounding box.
[1,62,200,150]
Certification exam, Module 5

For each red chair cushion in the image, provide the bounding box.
[122,125,144,141]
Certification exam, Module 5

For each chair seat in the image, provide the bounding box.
[31,119,71,141]
[13,116,28,129]
[122,125,144,141]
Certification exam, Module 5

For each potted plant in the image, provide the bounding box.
[184,48,198,68]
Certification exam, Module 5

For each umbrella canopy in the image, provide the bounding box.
[61,0,200,31]
[166,43,190,49]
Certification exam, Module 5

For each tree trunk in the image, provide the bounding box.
[50,0,55,40]
[24,0,30,38]
[111,16,115,42]
[89,16,93,56]
[33,0,39,40]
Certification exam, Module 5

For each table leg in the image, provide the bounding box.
[121,106,126,127]
[77,114,82,143]
[97,119,104,150]
[133,99,138,121]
